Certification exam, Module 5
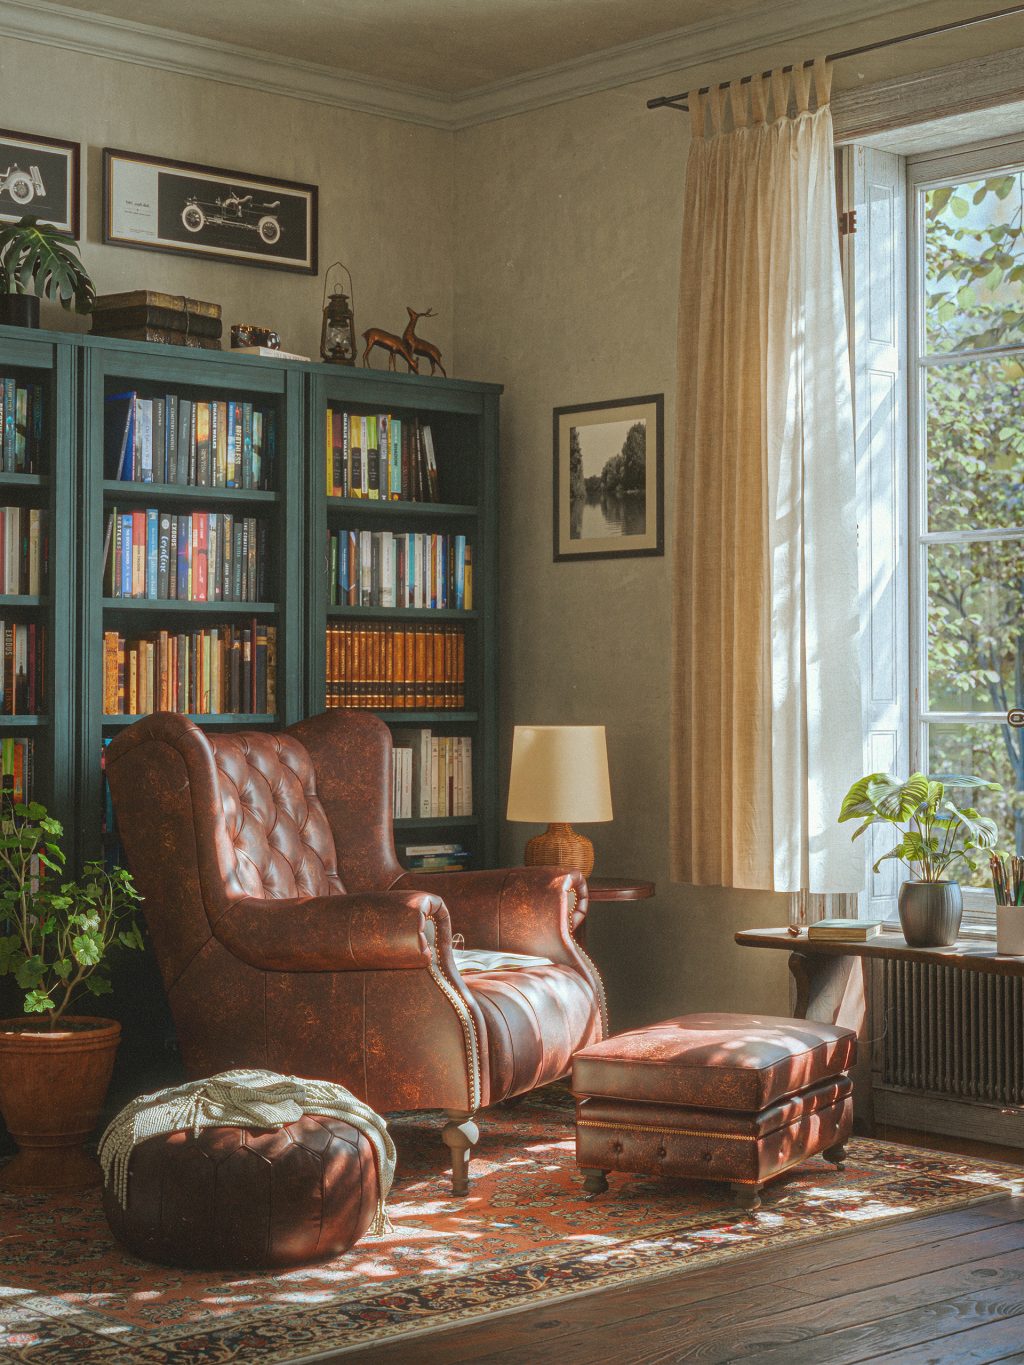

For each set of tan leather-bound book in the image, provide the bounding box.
[324,622,466,711]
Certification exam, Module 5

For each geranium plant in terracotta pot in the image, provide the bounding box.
[839,771,1000,948]
[0,797,141,1188]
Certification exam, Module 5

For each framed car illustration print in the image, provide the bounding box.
[103,148,318,274]
[0,128,80,237]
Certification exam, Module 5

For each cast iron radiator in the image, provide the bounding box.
[882,959,1024,1105]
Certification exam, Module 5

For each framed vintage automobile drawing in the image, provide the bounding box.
[0,128,80,237]
[103,149,318,274]
[553,393,664,561]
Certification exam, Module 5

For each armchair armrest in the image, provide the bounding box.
[211,889,449,973]
[391,867,587,963]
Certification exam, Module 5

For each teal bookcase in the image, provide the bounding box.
[0,323,502,876]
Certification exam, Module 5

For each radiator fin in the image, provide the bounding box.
[882,962,1024,1105]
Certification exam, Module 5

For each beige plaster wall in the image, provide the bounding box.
[451,2,1024,1031]
[1,36,455,360]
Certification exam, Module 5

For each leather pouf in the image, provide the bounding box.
[103,1115,381,1269]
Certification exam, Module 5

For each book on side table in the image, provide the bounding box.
[807,917,883,942]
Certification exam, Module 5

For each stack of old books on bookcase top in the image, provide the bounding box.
[326,408,443,502]
[101,385,278,723]
[90,291,223,351]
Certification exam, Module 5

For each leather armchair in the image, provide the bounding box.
[105,710,605,1192]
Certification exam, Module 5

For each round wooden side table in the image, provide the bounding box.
[574,878,655,948]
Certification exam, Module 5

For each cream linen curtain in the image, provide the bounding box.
[670,60,864,906]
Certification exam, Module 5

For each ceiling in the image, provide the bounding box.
[45,0,813,94]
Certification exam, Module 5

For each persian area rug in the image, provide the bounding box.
[0,1088,1020,1364]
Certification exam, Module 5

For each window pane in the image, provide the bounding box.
[923,172,1024,355]
[926,356,1024,533]
[926,538,1024,712]
[927,722,1023,888]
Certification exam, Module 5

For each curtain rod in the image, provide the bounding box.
[646,2,1024,111]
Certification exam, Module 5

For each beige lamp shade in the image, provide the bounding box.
[506,725,613,824]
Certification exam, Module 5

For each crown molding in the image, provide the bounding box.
[0,0,939,132]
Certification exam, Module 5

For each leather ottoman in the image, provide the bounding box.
[572,1012,856,1210]
[103,1115,381,1269]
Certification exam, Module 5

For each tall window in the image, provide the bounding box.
[908,143,1024,896]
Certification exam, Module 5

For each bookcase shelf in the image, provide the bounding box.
[326,605,478,620]
[0,322,501,876]
[102,599,279,615]
[102,480,281,507]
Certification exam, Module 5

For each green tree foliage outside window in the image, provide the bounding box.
[923,170,1024,878]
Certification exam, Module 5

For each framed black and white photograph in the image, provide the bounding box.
[553,393,664,561]
[103,148,318,275]
[0,128,79,237]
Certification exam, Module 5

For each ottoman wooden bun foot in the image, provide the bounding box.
[731,1183,761,1212]
[582,1167,609,1194]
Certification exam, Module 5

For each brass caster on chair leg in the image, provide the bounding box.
[582,1168,609,1195]
[442,1111,479,1197]
[823,1142,848,1171]
[731,1182,761,1212]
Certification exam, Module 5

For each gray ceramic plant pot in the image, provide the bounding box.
[0,295,40,328]
[897,880,963,948]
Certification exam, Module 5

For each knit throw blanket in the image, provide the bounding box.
[98,1069,396,1235]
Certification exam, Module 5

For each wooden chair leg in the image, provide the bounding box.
[731,1182,761,1211]
[823,1141,848,1170]
[581,1168,609,1194]
[443,1111,479,1196]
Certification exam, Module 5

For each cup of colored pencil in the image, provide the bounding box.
[992,854,1024,955]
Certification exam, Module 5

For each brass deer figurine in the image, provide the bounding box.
[361,307,445,376]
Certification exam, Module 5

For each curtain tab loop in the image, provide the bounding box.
[792,63,810,113]
[690,88,706,140]
[729,81,748,130]
[812,55,832,107]
[750,73,767,125]
[770,68,789,122]
[708,85,723,134]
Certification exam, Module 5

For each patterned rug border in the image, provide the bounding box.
[3,1140,1020,1365]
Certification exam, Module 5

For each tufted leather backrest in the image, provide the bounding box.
[208,732,344,901]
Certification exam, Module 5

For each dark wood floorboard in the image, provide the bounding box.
[322,1127,1024,1365]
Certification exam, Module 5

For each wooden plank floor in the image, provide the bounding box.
[329,1136,1024,1365]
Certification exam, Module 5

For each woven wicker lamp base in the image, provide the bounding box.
[523,823,595,877]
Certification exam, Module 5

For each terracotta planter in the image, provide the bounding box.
[0,1016,121,1189]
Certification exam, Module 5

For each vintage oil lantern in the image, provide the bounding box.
[320,262,356,365]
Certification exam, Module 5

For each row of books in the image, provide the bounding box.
[0,506,47,596]
[102,624,277,716]
[325,623,466,710]
[0,737,34,803]
[400,842,471,873]
[104,391,276,490]
[329,531,472,610]
[392,730,473,819]
[0,622,45,714]
[103,509,268,602]
[326,411,442,502]
[1,378,44,474]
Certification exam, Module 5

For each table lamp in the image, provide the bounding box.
[506,725,612,877]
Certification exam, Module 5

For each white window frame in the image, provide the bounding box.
[906,134,1024,928]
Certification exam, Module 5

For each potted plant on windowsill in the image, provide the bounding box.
[839,771,1001,948]
[0,797,142,1189]
[0,215,94,328]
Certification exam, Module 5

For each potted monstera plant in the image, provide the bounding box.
[0,215,94,328]
[0,797,142,1189]
[839,772,1000,947]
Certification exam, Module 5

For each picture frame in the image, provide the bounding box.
[553,393,664,561]
[0,128,80,237]
[103,148,318,275]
